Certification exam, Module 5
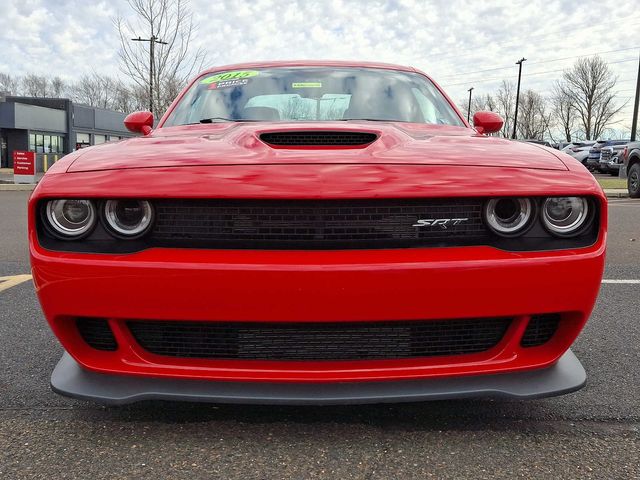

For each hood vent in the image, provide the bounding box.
[259,131,377,147]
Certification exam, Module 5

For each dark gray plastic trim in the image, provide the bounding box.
[51,350,586,405]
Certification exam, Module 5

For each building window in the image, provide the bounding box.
[51,136,58,153]
[35,134,44,153]
[94,134,106,145]
[76,133,90,150]
[29,134,36,151]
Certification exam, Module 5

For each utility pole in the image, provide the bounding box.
[131,35,168,115]
[631,50,640,141]
[512,57,527,139]
[467,87,474,122]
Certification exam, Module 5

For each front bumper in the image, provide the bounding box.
[51,349,586,405]
[32,239,606,384]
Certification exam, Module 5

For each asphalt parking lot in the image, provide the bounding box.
[1,191,639,479]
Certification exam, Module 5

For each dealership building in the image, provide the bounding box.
[0,95,134,170]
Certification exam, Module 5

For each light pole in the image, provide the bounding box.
[467,87,474,122]
[131,35,168,115]
[512,57,527,139]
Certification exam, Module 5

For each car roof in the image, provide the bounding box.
[198,60,418,76]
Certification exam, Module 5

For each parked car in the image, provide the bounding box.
[599,142,629,176]
[29,60,606,405]
[622,140,640,197]
[587,140,629,172]
[518,139,553,147]
[586,140,609,171]
[563,141,596,165]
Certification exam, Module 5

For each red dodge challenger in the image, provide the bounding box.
[29,61,606,404]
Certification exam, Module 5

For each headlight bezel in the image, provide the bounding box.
[484,197,536,237]
[102,199,155,239]
[43,199,97,240]
[541,196,593,238]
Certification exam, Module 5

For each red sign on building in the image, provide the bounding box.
[13,150,36,183]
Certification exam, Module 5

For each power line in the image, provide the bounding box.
[441,58,638,88]
[441,46,640,78]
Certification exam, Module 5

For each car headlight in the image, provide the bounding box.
[45,199,96,239]
[104,199,154,238]
[484,198,533,236]
[542,197,590,237]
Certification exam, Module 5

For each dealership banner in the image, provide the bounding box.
[13,150,36,184]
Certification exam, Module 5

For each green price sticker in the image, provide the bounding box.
[201,70,260,84]
[292,82,322,88]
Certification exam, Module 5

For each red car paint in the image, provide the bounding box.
[29,61,606,387]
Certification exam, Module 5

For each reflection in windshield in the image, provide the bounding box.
[163,67,465,127]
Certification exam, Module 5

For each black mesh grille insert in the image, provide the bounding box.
[76,318,118,351]
[521,314,560,347]
[127,318,511,361]
[151,198,489,249]
[260,131,377,146]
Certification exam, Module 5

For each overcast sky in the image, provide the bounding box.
[1,0,638,130]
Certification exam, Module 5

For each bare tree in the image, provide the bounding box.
[471,93,497,114]
[19,74,67,98]
[551,83,576,142]
[557,56,625,140]
[115,0,206,116]
[21,74,50,97]
[50,77,66,97]
[516,90,551,140]
[70,73,117,109]
[495,80,515,138]
[0,73,20,95]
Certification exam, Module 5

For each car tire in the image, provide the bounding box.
[629,163,640,198]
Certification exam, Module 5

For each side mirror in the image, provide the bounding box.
[472,111,504,135]
[124,111,154,135]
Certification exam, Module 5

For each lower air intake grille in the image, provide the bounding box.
[260,131,377,147]
[521,314,560,347]
[76,318,118,351]
[127,318,511,361]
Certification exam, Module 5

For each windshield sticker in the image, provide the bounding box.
[292,82,322,88]
[207,78,249,90]
[201,70,259,84]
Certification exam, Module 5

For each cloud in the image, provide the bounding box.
[0,0,637,126]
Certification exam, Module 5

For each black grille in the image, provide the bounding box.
[76,318,118,351]
[127,318,511,361]
[260,131,377,146]
[151,198,488,249]
[521,314,560,347]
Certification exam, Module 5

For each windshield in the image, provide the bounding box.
[163,67,465,127]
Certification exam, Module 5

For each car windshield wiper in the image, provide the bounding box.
[337,118,403,122]
[196,117,262,124]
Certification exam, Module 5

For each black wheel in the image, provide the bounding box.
[629,163,640,198]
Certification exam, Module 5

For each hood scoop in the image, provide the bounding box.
[259,131,378,148]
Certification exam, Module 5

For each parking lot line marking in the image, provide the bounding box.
[601,279,640,284]
[0,274,33,293]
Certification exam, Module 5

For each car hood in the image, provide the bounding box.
[67,122,568,173]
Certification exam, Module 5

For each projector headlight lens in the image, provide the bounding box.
[542,197,589,236]
[45,199,96,238]
[484,197,533,236]
[104,199,154,238]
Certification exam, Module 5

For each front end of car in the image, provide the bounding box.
[30,159,606,405]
